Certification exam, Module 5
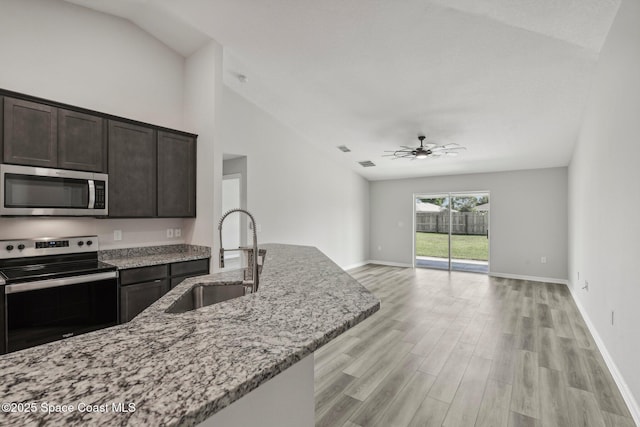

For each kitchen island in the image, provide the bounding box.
[0,244,379,426]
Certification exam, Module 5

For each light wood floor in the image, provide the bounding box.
[314,265,636,427]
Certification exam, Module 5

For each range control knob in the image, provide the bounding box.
[86,240,93,246]
[78,241,84,247]
[6,245,14,251]
[17,244,25,250]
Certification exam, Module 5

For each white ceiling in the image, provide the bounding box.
[64,0,621,181]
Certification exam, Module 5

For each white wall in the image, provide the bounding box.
[370,167,568,281]
[0,0,188,249]
[569,0,640,419]
[182,40,223,267]
[219,86,370,268]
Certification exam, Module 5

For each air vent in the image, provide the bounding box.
[337,145,351,152]
[358,160,376,168]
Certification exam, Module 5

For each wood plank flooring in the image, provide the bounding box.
[314,265,636,427]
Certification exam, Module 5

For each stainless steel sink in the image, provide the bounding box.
[165,283,246,314]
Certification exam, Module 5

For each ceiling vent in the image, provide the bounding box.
[337,145,351,152]
[358,160,376,167]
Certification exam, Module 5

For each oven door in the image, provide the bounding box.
[4,271,117,353]
[0,164,108,216]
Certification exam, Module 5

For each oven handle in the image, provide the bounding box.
[4,271,117,294]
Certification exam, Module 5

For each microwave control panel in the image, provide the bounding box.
[94,181,106,209]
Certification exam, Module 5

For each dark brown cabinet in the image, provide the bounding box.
[1,89,198,219]
[120,279,170,323]
[3,97,58,168]
[170,259,209,289]
[119,264,168,323]
[157,131,196,217]
[58,108,106,172]
[2,97,106,172]
[108,120,157,217]
[119,259,210,323]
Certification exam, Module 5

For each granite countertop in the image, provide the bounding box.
[0,244,379,426]
[99,244,211,269]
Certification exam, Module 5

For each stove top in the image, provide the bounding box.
[0,260,116,284]
[0,236,117,285]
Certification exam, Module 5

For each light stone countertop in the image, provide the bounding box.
[0,244,379,426]
[99,244,211,269]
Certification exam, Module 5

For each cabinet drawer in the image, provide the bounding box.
[170,259,209,277]
[120,264,168,286]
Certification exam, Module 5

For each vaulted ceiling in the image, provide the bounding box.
[65,0,621,180]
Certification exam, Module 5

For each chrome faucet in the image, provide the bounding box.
[218,209,259,293]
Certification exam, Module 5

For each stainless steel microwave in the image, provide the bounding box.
[0,164,108,216]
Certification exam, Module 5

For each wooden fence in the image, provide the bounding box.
[416,211,488,235]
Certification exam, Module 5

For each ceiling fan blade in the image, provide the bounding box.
[444,152,459,157]
[432,146,465,152]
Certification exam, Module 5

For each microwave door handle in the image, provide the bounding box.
[88,179,95,209]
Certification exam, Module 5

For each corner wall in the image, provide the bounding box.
[219,86,370,268]
[0,0,188,249]
[370,167,568,281]
[568,0,640,419]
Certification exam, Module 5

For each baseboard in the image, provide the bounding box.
[367,260,414,268]
[341,260,370,271]
[568,283,640,425]
[489,271,568,285]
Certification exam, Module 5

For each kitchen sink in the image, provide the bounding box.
[165,282,246,314]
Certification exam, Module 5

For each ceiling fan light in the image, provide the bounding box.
[416,152,428,159]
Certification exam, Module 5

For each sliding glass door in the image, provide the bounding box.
[414,192,489,273]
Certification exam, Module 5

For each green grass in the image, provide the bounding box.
[416,232,489,261]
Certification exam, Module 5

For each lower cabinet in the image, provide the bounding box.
[119,259,210,323]
[169,259,209,289]
[120,279,169,323]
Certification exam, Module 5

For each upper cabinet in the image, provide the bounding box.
[3,97,58,168]
[157,131,196,217]
[108,120,157,218]
[1,90,197,218]
[58,108,106,172]
[2,97,106,172]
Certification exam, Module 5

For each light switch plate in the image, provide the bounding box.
[114,230,122,241]
[175,228,181,237]
[166,228,174,238]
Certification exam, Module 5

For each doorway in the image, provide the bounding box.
[414,192,489,273]
[222,154,248,270]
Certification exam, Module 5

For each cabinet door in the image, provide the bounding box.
[58,108,106,172]
[120,279,169,323]
[108,120,156,217]
[3,97,57,168]
[157,131,196,217]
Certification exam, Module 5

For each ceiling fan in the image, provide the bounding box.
[383,136,466,160]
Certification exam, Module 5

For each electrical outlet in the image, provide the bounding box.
[174,228,181,237]
[256,224,262,233]
[114,230,122,241]
[541,256,547,264]
[166,228,174,238]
